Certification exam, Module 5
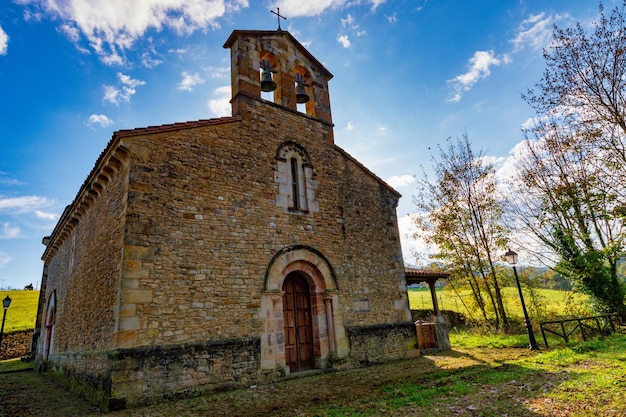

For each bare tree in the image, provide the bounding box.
[524,2,626,159]
[414,135,510,329]
[517,1,626,320]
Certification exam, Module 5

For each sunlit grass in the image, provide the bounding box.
[450,330,530,349]
[408,286,590,321]
[316,333,626,416]
[0,357,33,372]
[0,290,39,333]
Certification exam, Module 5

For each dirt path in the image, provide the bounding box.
[1,348,533,417]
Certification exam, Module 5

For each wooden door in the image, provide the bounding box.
[283,273,314,372]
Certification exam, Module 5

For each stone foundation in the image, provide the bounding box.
[39,337,261,411]
[346,322,419,366]
[0,330,33,360]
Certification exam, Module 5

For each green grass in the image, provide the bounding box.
[0,290,39,333]
[450,329,531,348]
[408,286,589,321]
[0,357,33,373]
[312,333,626,417]
[2,331,625,416]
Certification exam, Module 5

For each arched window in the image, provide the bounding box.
[290,157,304,210]
[275,142,318,214]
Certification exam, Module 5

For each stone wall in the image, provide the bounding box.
[0,330,33,360]
[109,337,260,410]
[346,322,419,366]
[117,94,409,350]
[39,149,129,355]
[42,337,260,411]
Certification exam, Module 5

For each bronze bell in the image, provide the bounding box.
[261,69,277,92]
[296,82,309,103]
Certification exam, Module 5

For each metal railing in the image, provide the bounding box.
[539,314,618,348]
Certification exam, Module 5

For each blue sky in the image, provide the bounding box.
[0,0,605,289]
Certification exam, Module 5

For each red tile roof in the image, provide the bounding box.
[114,116,242,138]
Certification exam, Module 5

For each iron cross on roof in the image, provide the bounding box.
[271,8,286,31]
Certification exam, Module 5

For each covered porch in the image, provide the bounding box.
[405,268,451,351]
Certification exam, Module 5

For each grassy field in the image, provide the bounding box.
[0,287,592,334]
[0,290,39,333]
[408,286,590,322]
[1,332,624,416]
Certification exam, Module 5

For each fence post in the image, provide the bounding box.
[540,324,549,349]
[579,319,586,341]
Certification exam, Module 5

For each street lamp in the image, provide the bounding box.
[504,249,539,350]
[0,295,11,352]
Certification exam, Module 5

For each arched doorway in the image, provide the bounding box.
[282,272,314,372]
[43,291,56,361]
[260,246,348,373]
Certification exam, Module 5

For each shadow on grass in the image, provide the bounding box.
[1,350,577,417]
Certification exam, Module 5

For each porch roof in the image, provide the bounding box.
[405,268,450,286]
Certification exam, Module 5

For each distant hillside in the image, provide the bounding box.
[0,290,39,333]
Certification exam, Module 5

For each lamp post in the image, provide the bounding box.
[504,249,539,350]
[0,295,11,352]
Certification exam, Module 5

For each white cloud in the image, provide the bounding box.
[495,140,528,183]
[275,0,345,18]
[0,173,23,187]
[35,210,58,221]
[478,155,505,166]
[0,195,54,214]
[345,121,355,131]
[118,73,145,88]
[276,0,387,17]
[386,13,397,24]
[0,25,8,55]
[397,214,429,266]
[368,0,385,11]
[510,12,555,53]
[337,34,351,48]
[448,50,504,102]
[23,0,250,64]
[178,71,205,92]
[386,174,415,189]
[1,223,21,239]
[103,85,121,105]
[207,66,230,79]
[140,42,163,68]
[0,251,11,268]
[208,85,231,117]
[103,72,145,104]
[341,14,354,28]
[87,114,114,128]
[169,47,188,55]
[59,23,80,43]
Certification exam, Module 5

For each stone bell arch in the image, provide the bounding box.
[260,246,347,374]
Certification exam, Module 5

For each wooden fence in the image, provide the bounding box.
[539,314,618,348]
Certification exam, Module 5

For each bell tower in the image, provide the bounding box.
[223,30,334,132]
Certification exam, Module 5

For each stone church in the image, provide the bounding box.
[34,29,417,410]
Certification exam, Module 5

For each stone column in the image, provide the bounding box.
[428,279,444,323]
[324,296,335,352]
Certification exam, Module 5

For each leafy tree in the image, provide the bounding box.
[516,2,626,319]
[413,135,510,329]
